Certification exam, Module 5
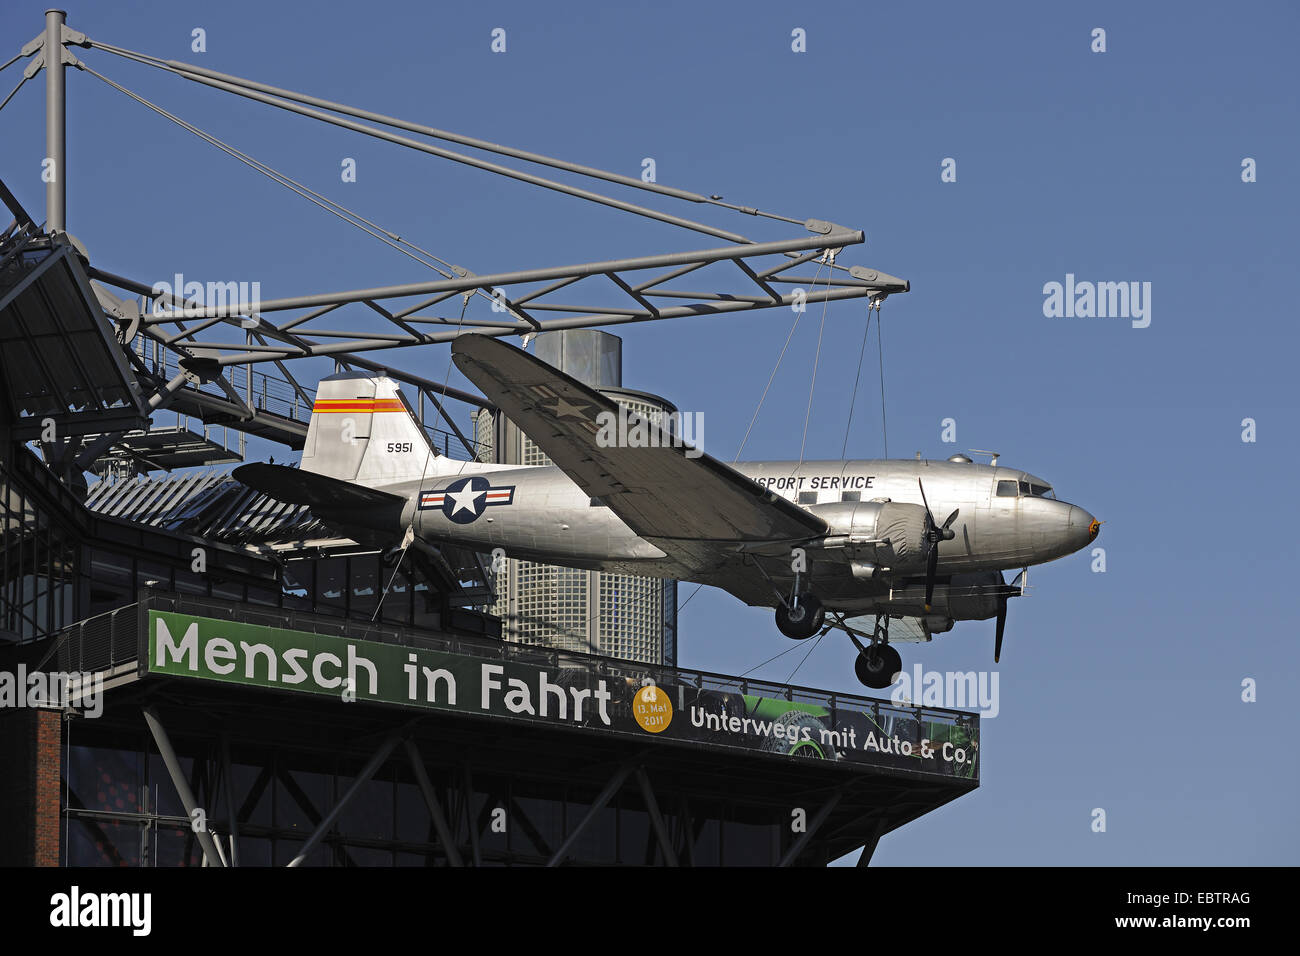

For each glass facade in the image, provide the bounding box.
[0,445,290,643]
[63,732,786,866]
[0,457,78,641]
[283,553,441,631]
[0,441,495,646]
[475,392,678,667]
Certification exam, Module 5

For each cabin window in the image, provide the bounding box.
[996,480,1018,497]
[797,491,818,505]
[841,491,861,502]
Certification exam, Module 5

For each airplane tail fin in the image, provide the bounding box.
[300,371,458,488]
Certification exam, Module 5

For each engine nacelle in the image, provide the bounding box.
[806,500,930,572]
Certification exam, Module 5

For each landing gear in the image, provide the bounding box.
[775,592,825,640]
[831,612,903,690]
[854,643,901,689]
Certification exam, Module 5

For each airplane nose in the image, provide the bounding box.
[1067,505,1100,551]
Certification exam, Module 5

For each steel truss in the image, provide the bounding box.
[137,706,871,867]
[2,12,909,462]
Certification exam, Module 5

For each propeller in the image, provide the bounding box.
[992,569,1024,663]
[916,479,959,612]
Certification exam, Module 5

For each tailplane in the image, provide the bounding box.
[301,371,455,488]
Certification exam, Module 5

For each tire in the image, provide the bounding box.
[855,644,902,689]
[775,593,825,639]
[760,710,835,760]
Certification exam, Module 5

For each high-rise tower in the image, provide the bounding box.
[472,330,677,666]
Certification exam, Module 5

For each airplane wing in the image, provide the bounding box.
[451,335,827,574]
[843,613,932,643]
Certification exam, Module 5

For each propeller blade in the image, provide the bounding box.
[994,600,1007,663]
[924,541,938,610]
[916,478,934,525]
[941,508,960,539]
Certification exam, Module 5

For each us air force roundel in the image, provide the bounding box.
[419,476,515,524]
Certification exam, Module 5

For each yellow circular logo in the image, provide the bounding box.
[632,684,673,733]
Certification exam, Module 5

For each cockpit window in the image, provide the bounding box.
[998,479,1056,499]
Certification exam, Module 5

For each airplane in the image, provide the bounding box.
[234,334,1100,689]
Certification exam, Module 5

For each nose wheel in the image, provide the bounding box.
[775,592,825,640]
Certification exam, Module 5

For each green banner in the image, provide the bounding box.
[144,610,977,779]
[147,609,615,724]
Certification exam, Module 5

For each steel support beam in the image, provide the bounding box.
[73,371,189,469]
[403,740,463,867]
[546,762,635,867]
[141,706,225,867]
[219,732,240,867]
[856,818,888,867]
[146,230,866,319]
[461,766,481,867]
[777,789,844,868]
[286,735,399,867]
[87,266,495,409]
[210,285,877,367]
[634,767,678,867]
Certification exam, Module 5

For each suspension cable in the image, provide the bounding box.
[80,64,508,315]
[841,307,874,459]
[732,260,824,462]
[0,71,29,113]
[375,295,472,620]
[782,631,825,686]
[713,638,808,689]
[82,38,813,232]
[796,277,832,467]
[877,305,889,458]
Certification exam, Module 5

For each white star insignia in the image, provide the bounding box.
[446,484,486,516]
[546,397,591,420]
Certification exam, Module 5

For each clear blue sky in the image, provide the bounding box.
[2,0,1296,865]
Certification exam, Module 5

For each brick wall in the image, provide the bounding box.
[0,707,63,866]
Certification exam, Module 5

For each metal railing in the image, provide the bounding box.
[133,336,315,424]
[51,590,980,732]
[50,602,140,674]
[130,337,483,460]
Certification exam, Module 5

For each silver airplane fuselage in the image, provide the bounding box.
[397,457,1099,606]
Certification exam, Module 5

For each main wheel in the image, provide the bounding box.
[855,644,902,689]
[775,593,825,639]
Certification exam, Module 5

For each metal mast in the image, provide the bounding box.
[44,8,65,231]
